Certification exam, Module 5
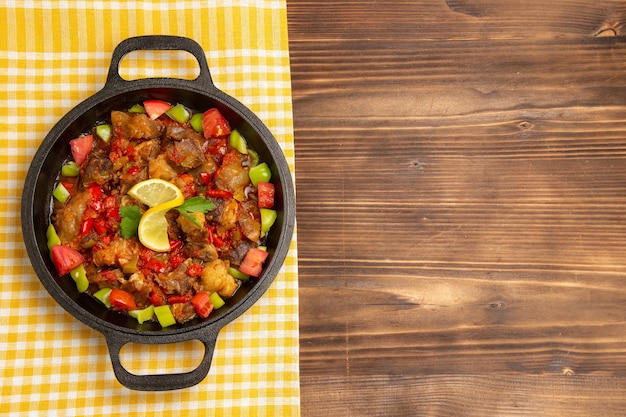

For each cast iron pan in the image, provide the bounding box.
[20,36,296,391]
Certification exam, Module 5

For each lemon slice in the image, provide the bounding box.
[130,179,185,252]
[137,203,178,252]
[128,178,184,208]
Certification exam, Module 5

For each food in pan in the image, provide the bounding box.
[46,100,277,327]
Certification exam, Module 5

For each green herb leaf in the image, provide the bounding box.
[176,208,203,227]
[176,197,215,228]
[179,196,215,213]
[119,205,142,238]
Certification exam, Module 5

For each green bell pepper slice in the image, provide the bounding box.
[95,124,111,143]
[210,292,226,309]
[229,130,248,154]
[249,162,271,187]
[247,148,260,167]
[260,208,277,237]
[166,103,190,124]
[61,161,80,177]
[46,224,61,251]
[93,288,112,308]
[69,264,89,293]
[128,104,145,113]
[53,183,71,203]
[122,254,139,274]
[228,266,250,281]
[154,305,176,327]
[189,112,203,133]
[129,305,155,324]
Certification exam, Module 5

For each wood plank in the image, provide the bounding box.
[301,375,626,417]
[288,1,626,40]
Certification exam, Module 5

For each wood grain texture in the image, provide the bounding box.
[288,1,626,415]
[300,374,626,416]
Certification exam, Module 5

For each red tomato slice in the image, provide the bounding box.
[143,100,172,120]
[202,108,231,139]
[238,248,269,277]
[109,288,137,312]
[257,181,275,209]
[50,244,85,276]
[192,292,214,318]
[70,134,93,166]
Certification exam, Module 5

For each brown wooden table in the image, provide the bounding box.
[287,1,626,415]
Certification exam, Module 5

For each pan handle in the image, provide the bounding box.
[105,35,214,90]
[104,330,219,391]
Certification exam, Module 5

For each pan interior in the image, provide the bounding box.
[25,86,293,333]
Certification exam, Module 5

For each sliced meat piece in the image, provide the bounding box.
[111,111,163,140]
[186,241,218,263]
[80,148,114,187]
[118,164,148,194]
[165,137,205,169]
[133,139,161,162]
[92,236,140,268]
[155,260,194,295]
[216,198,239,233]
[171,302,197,323]
[223,238,257,267]
[149,153,179,181]
[53,188,93,245]
[238,199,261,242]
[120,272,152,308]
[165,124,205,143]
[214,150,250,200]
[89,268,125,287]
[197,156,218,176]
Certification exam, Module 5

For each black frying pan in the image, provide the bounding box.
[20,36,296,391]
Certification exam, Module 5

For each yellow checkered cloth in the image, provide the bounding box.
[0,1,299,415]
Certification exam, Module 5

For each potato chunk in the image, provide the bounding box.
[201,259,239,297]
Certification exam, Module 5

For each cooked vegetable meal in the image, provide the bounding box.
[47,100,277,327]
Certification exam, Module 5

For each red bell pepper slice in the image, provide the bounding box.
[206,189,233,199]
[186,264,204,278]
[109,288,137,312]
[207,227,226,249]
[60,181,76,197]
[168,293,192,304]
[80,218,94,236]
[170,253,185,269]
[199,172,212,186]
[148,290,165,307]
[88,183,102,200]
[103,196,121,221]
[100,269,118,283]
[127,165,141,176]
[169,239,183,252]
[93,218,107,235]
[144,258,167,274]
